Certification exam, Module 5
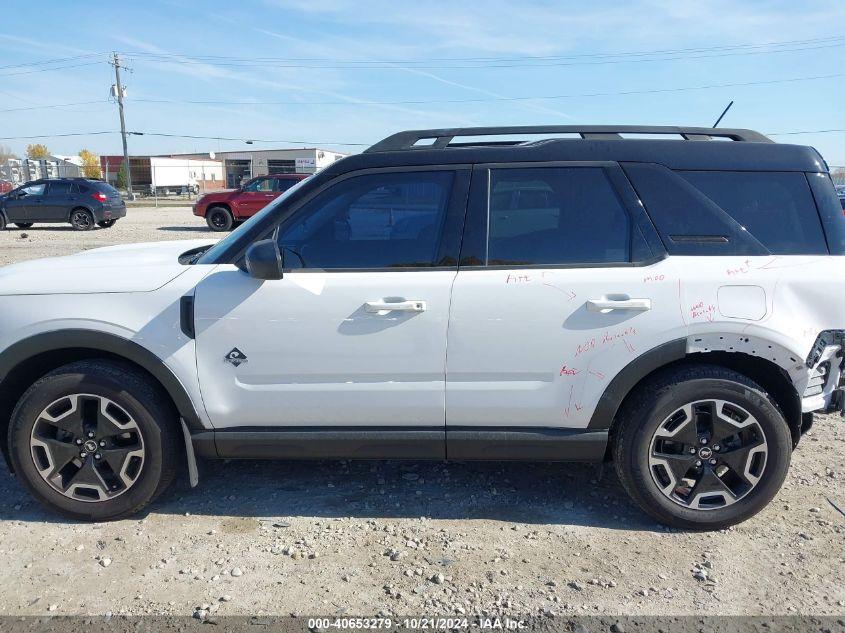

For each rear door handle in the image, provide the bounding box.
[587,297,651,312]
[365,300,427,315]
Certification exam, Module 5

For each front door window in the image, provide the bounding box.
[276,171,455,269]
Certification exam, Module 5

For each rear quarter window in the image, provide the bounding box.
[95,183,120,196]
[677,171,827,255]
[622,163,768,256]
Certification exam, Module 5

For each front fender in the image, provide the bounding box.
[0,329,203,430]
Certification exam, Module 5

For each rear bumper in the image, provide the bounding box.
[801,331,845,414]
[94,204,127,222]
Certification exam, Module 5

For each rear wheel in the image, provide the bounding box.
[206,206,233,232]
[613,365,792,530]
[70,209,94,231]
[14,222,33,229]
[97,219,116,228]
[9,360,180,521]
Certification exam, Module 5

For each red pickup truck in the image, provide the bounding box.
[193,173,308,231]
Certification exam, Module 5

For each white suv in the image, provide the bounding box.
[2,126,843,530]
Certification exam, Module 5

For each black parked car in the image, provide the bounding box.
[0,178,126,231]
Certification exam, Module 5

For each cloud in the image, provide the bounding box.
[0,33,94,56]
[259,0,845,57]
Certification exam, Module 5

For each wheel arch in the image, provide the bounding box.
[207,203,232,215]
[67,205,94,222]
[0,330,203,471]
[589,338,803,455]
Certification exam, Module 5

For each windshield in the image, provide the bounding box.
[196,175,313,264]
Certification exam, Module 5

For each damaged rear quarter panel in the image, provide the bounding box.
[677,255,845,409]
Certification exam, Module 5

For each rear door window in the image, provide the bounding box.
[273,178,300,193]
[677,171,827,255]
[486,167,630,265]
[47,181,72,195]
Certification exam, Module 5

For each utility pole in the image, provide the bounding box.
[111,52,133,199]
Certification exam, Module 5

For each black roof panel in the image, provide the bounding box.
[325,137,824,176]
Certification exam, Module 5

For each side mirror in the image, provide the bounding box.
[244,239,283,280]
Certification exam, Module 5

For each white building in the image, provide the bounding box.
[171,148,349,189]
[0,156,82,184]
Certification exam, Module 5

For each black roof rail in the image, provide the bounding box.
[365,125,773,153]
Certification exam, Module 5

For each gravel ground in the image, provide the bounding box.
[0,207,842,619]
[0,205,209,266]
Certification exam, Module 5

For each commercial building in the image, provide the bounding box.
[100,155,223,195]
[170,148,349,189]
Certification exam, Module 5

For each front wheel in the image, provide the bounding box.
[206,206,233,232]
[9,360,180,521]
[613,365,792,530]
[70,209,94,231]
[97,219,116,228]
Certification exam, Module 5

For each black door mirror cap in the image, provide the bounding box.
[244,239,283,280]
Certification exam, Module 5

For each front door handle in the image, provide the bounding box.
[365,300,427,315]
[587,297,651,312]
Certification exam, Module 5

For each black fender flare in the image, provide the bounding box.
[0,329,203,430]
[586,338,687,430]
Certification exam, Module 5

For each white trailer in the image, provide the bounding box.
[149,157,223,195]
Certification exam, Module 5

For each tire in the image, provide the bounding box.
[0,215,6,230]
[14,222,33,229]
[8,360,180,521]
[97,219,117,228]
[206,206,233,232]
[69,209,94,231]
[613,364,792,530]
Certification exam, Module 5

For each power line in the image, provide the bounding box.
[119,34,845,65]
[768,129,845,136]
[127,72,845,107]
[0,131,118,140]
[121,39,845,70]
[0,100,108,113]
[2,34,836,76]
[0,35,838,78]
[0,53,107,71]
[0,130,369,146]
[2,129,844,145]
[0,61,105,77]
[127,131,370,146]
[5,70,842,114]
[1,35,839,77]
[3,70,841,115]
